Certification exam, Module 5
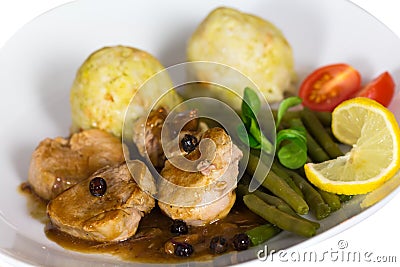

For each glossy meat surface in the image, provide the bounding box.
[28,129,125,200]
[47,161,156,242]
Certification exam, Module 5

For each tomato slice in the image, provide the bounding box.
[299,64,361,112]
[355,71,395,107]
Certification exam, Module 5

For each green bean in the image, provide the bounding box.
[239,174,251,187]
[287,169,331,220]
[287,117,330,163]
[238,184,320,229]
[301,108,343,159]
[254,189,298,215]
[314,111,332,127]
[338,194,354,203]
[237,183,250,197]
[247,153,303,197]
[262,171,309,215]
[272,110,301,124]
[306,132,330,162]
[259,189,320,229]
[243,194,317,237]
[271,161,304,198]
[325,128,340,143]
[288,117,304,128]
[237,183,286,209]
[296,165,307,178]
[246,153,308,214]
[318,189,341,212]
[246,152,261,177]
[245,224,282,246]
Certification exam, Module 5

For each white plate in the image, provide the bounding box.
[1,0,400,266]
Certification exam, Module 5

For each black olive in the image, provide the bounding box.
[209,236,228,254]
[174,242,194,257]
[232,233,250,251]
[170,219,188,235]
[181,134,198,153]
[89,177,107,197]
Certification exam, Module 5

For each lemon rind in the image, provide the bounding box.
[305,97,400,195]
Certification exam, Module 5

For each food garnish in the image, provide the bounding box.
[209,236,228,254]
[174,242,194,257]
[237,87,274,153]
[89,177,107,197]
[355,71,395,107]
[299,63,395,111]
[180,134,198,153]
[275,96,307,169]
[232,233,250,251]
[238,89,307,169]
[305,97,400,195]
[170,219,189,235]
[299,63,361,112]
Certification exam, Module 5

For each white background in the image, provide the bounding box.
[0,0,399,266]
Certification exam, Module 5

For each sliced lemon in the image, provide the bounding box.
[305,97,400,195]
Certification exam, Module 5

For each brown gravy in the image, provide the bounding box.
[20,183,265,263]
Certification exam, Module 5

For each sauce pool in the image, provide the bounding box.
[20,183,266,263]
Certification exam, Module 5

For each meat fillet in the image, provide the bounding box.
[158,127,242,226]
[47,161,156,242]
[28,129,125,200]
